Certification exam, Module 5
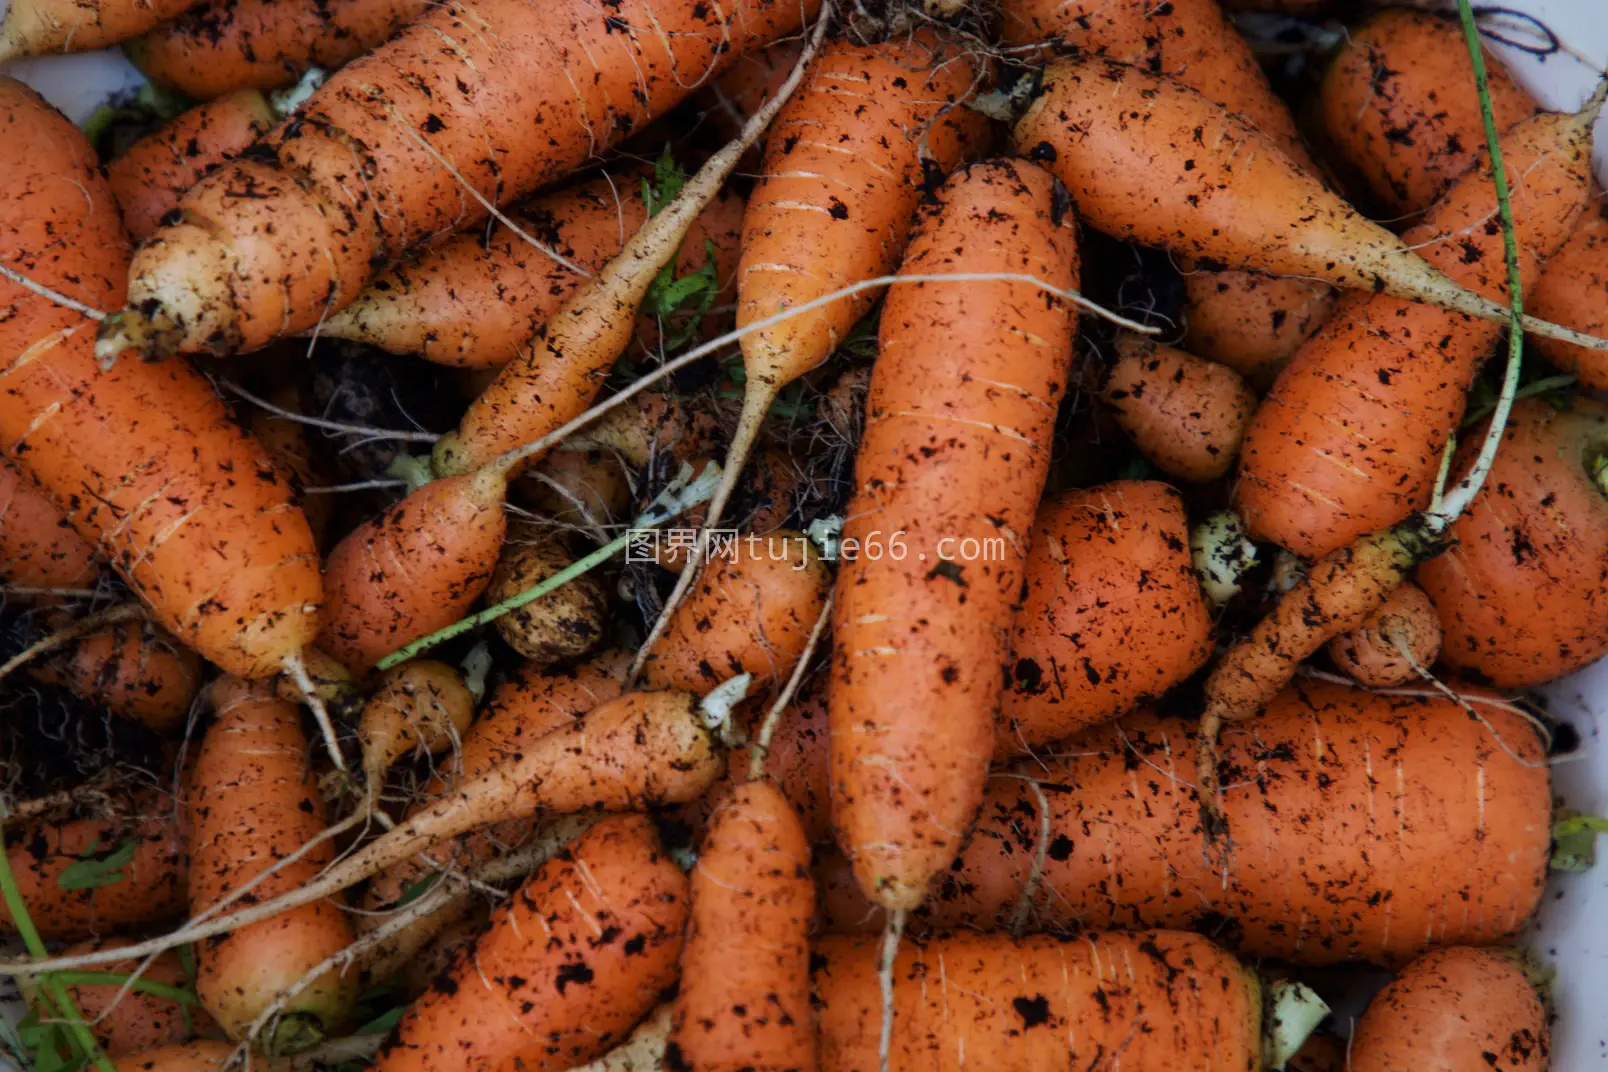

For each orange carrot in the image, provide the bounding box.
[484,527,607,664]
[392,902,488,997]
[58,939,216,1056]
[674,780,815,1072]
[1529,204,1608,389]
[1234,103,1595,558]
[371,814,686,1072]
[701,38,807,145]
[1349,947,1548,1070]
[188,678,356,1049]
[0,0,199,60]
[814,930,1263,1071]
[1098,334,1257,482]
[241,383,330,548]
[1,795,188,941]
[0,460,99,596]
[320,165,743,369]
[1326,580,1441,688]
[97,0,820,363]
[1419,396,1608,688]
[824,679,1551,966]
[999,481,1212,755]
[514,449,631,529]
[831,159,1078,912]
[113,1041,290,1072]
[0,78,322,680]
[128,0,429,98]
[641,529,829,696]
[1180,270,1338,385]
[357,659,475,797]
[30,614,202,735]
[105,90,277,241]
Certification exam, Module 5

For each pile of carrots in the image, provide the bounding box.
[4,0,1608,1067]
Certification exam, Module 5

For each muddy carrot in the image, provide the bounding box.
[1098,334,1257,482]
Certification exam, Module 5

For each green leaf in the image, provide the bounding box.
[649,144,686,213]
[394,872,441,909]
[56,839,139,892]
[1550,814,1608,872]
[354,1005,409,1036]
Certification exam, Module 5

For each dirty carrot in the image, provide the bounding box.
[483,525,607,664]
[356,659,476,802]
[56,939,215,1056]
[1529,204,1608,390]
[0,0,198,61]
[1098,334,1257,483]
[1326,581,1442,688]
[0,460,99,597]
[30,615,202,735]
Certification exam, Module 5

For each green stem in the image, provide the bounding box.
[0,826,116,1072]
[44,972,201,1005]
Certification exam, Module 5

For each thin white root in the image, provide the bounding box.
[0,603,142,685]
[284,650,348,774]
[220,379,440,443]
[747,595,832,781]
[0,263,107,321]
[878,908,906,1072]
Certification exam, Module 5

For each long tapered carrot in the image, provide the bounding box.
[0,460,99,596]
[0,78,322,680]
[188,678,356,1051]
[1235,98,1597,558]
[1011,56,1606,347]
[128,0,429,98]
[0,0,200,60]
[372,814,687,1072]
[95,0,820,364]
[831,159,1078,912]
[824,680,1551,966]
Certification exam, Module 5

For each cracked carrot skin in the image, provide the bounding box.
[188,678,357,1047]
[0,460,99,596]
[998,481,1212,755]
[112,0,819,360]
[823,680,1551,967]
[321,166,744,369]
[373,814,687,1072]
[813,930,1262,1072]
[1349,948,1548,1071]
[830,159,1078,912]
[1235,104,1594,558]
[0,78,321,679]
[129,0,429,98]
[0,0,198,60]
[106,89,276,241]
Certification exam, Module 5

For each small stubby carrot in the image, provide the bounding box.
[113,1041,290,1072]
[641,530,829,696]
[316,468,508,674]
[57,938,215,1056]
[1318,8,1539,218]
[484,527,607,665]
[514,449,631,529]
[357,659,475,799]
[1098,334,1257,482]
[0,0,199,61]
[372,814,687,1072]
[1234,103,1597,558]
[1011,56,1598,341]
[673,780,816,1072]
[105,90,277,242]
[1,796,188,941]
[1326,580,1442,688]
[1180,270,1338,385]
[319,166,744,369]
[1419,397,1608,688]
[1529,205,1608,389]
[128,0,429,98]
[999,481,1212,756]
[188,677,356,1050]
[1,78,322,680]
[813,930,1263,1071]
[30,614,202,735]
[831,159,1079,913]
[823,680,1551,967]
[0,460,100,597]
[1350,948,1548,1071]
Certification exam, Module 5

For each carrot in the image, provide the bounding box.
[515,449,631,529]
[813,930,1263,1071]
[1011,56,1602,343]
[112,1041,290,1072]
[241,383,330,548]
[484,527,607,664]
[29,614,202,735]
[1326,580,1442,688]
[357,659,475,798]
[371,813,686,1072]
[1349,947,1547,1070]
[0,78,322,681]
[1234,102,1596,558]
[1,795,188,941]
[1419,396,1608,688]
[105,90,278,242]
[673,780,815,1072]
[320,164,743,369]
[574,1005,673,1072]
[57,939,215,1056]
[999,481,1212,755]
[1180,271,1339,385]
[188,677,356,1050]
[831,159,1079,912]
[1529,204,1608,389]
[1098,334,1257,482]
[316,468,507,674]
[95,0,820,363]
[1318,8,1539,218]
[128,0,429,98]
[392,902,488,997]
[701,38,807,144]
[641,529,829,696]
[823,680,1551,966]
[0,0,199,60]
[0,460,100,597]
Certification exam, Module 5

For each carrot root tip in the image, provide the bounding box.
[260,1010,328,1057]
[1190,511,1258,607]
[1261,979,1329,1070]
[94,309,165,370]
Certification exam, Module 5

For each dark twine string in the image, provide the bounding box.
[1470,6,1561,58]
